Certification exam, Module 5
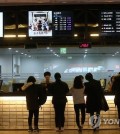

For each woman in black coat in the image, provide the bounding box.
[84,73,102,130]
[48,72,69,132]
[112,75,120,128]
[21,76,42,132]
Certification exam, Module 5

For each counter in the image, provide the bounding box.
[0,92,118,129]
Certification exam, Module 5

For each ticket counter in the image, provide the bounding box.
[0,93,118,129]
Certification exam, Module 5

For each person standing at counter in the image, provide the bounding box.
[112,74,120,128]
[70,75,85,131]
[84,73,102,130]
[48,72,69,132]
[106,76,115,92]
[41,71,52,91]
[21,76,44,132]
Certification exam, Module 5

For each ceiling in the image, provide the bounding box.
[0,0,120,5]
[0,47,120,57]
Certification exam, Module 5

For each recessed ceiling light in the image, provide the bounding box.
[15,50,18,53]
[74,34,78,37]
[67,57,72,59]
[8,48,12,50]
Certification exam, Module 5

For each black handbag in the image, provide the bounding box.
[101,95,109,112]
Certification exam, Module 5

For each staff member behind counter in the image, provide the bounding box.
[41,71,52,91]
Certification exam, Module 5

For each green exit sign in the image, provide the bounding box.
[60,48,66,54]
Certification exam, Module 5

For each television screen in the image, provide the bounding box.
[0,12,3,37]
[100,10,120,36]
[53,11,73,36]
[28,11,52,37]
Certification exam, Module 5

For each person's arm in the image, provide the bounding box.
[21,82,33,91]
[65,83,69,94]
[84,82,88,95]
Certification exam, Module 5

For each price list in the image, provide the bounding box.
[100,10,120,35]
[53,11,73,36]
[116,11,120,32]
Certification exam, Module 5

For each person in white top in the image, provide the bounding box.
[70,75,85,131]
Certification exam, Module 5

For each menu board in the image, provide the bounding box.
[53,11,73,36]
[0,12,3,37]
[28,11,73,37]
[100,10,120,36]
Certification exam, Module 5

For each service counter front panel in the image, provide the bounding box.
[0,95,118,129]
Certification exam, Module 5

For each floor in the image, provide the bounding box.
[0,130,120,134]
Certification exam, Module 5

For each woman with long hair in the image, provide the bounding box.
[70,75,85,131]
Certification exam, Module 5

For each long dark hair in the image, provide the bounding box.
[73,76,83,89]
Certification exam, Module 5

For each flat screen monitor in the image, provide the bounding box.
[12,83,24,92]
[100,10,120,36]
[28,11,52,37]
[0,12,3,37]
[53,11,73,36]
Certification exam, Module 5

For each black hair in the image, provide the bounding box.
[44,71,51,77]
[54,72,61,80]
[27,76,36,83]
[79,75,84,80]
[85,73,93,81]
[73,76,83,89]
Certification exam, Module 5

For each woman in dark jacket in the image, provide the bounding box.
[48,72,69,131]
[21,76,42,132]
[112,75,120,127]
[84,73,102,130]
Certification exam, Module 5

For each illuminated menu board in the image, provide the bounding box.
[100,10,120,36]
[0,12,3,37]
[53,11,73,36]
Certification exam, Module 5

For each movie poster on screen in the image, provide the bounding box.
[28,11,52,37]
[0,12,3,37]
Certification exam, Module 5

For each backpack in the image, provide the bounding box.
[38,85,47,105]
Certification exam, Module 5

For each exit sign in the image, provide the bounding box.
[60,48,66,54]
[79,42,91,48]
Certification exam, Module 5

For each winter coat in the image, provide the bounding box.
[48,80,69,105]
[22,83,43,110]
[84,79,102,113]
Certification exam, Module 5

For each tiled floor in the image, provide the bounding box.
[0,130,120,134]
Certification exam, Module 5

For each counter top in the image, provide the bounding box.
[0,91,114,96]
